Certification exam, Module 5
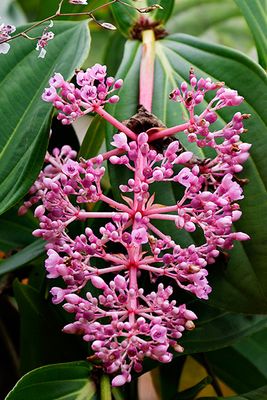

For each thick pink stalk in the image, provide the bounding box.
[94,106,137,140]
[78,211,123,219]
[145,205,178,215]
[100,194,132,214]
[139,30,156,112]
[148,122,190,142]
[90,148,123,163]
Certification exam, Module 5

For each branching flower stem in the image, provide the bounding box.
[1,0,159,46]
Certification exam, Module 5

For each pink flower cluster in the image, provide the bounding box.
[42,64,123,125]
[0,21,16,54]
[21,66,250,386]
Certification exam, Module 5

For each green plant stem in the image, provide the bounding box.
[100,374,112,400]
[112,387,125,400]
[199,353,223,397]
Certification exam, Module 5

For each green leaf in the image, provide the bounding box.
[111,0,174,38]
[0,0,26,25]
[5,361,96,400]
[167,0,255,56]
[176,377,212,400]
[0,239,45,276]
[13,281,87,374]
[156,357,187,400]
[180,302,267,354]
[79,115,106,159]
[0,207,37,252]
[201,327,267,393]
[198,384,267,399]
[234,0,267,69]
[0,20,90,215]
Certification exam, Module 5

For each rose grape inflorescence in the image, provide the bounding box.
[20,64,250,386]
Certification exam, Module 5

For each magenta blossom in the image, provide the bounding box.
[21,65,250,386]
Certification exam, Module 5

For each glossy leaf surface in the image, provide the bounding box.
[5,361,96,400]
[234,0,267,68]
[0,239,44,276]
[167,0,254,56]
[202,327,267,393]
[13,281,87,374]
[0,208,37,252]
[199,384,267,400]
[0,21,90,215]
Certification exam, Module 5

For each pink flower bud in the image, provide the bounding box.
[91,276,107,289]
[109,95,119,104]
[112,375,127,387]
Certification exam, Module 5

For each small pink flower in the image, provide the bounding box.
[36,22,54,58]
[0,22,16,54]
[89,63,107,81]
[62,159,79,177]
[132,228,148,245]
[69,0,87,3]
[151,325,167,343]
[111,133,129,150]
[42,86,58,102]
[175,167,195,187]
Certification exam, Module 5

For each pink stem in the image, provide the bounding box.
[94,106,137,140]
[145,205,178,215]
[147,222,173,243]
[149,213,178,221]
[139,30,156,112]
[148,122,190,142]
[78,211,120,219]
[139,264,166,274]
[89,148,124,163]
[97,265,126,275]
[100,194,132,214]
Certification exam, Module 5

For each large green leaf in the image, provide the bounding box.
[167,0,255,56]
[201,327,267,393]
[111,0,175,37]
[0,207,37,252]
[106,33,267,314]
[0,239,45,276]
[176,377,212,400]
[180,302,267,354]
[0,21,90,216]
[234,0,267,69]
[5,361,96,400]
[0,0,26,25]
[199,385,267,400]
[13,281,87,374]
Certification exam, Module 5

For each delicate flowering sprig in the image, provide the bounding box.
[0,0,161,57]
[20,65,250,386]
[36,21,54,58]
[42,65,123,124]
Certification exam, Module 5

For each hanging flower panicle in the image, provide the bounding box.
[20,65,250,386]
